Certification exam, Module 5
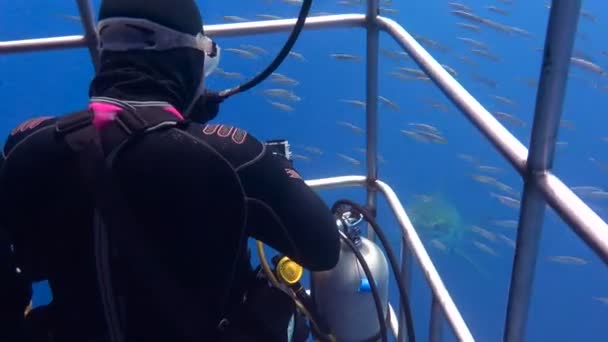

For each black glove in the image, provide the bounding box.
[0,229,32,340]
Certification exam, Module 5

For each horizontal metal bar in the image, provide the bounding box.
[0,35,87,54]
[204,14,366,38]
[538,171,608,264]
[377,16,528,175]
[0,14,365,55]
[305,175,367,190]
[374,180,475,342]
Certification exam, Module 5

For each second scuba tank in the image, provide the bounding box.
[311,212,389,342]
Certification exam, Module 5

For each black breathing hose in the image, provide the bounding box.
[217,0,313,99]
[337,230,388,342]
[332,199,417,342]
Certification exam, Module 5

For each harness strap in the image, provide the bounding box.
[55,108,209,342]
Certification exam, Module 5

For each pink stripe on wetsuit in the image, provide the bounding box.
[88,102,183,130]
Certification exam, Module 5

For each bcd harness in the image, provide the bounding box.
[54,105,246,342]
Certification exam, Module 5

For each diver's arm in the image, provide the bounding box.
[240,146,340,271]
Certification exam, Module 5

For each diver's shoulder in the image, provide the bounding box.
[4,116,57,155]
[197,123,265,159]
[199,123,265,146]
[199,123,260,144]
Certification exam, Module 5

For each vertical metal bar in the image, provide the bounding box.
[75,0,100,71]
[397,237,413,342]
[364,0,380,241]
[429,296,443,342]
[504,1,581,342]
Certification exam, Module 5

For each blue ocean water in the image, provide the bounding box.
[1,0,607,341]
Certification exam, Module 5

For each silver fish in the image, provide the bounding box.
[409,122,441,134]
[494,111,526,127]
[491,193,521,209]
[498,234,516,248]
[470,225,498,242]
[397,67,426,78]
[471,174,497,184]
[456,22,481,32]
[290,153,311,161]
[339,99,366,109]
[255,14,283,20]
[282,0,303,5]
[212,68,245,79]
[477,165,502,173]
[473,240,498,256]
[451,10,485,24]
[380,49,410,61]
[441,64,458,77]
[261,88,301,102]
[337,153,362,166]
[267,100,295,112]
[546,255,588,265]
[378,96,400,112]
[225,48,258,59]
[458,37,489,50]
[330,53,363,62]
[240,44,269,55]
[571,57,605,75]
[337,121,364,135]
[288,51,307,61]
[491,95,517,107]
[269,73,299,86]
[430,239,448,252]
[400,130,431,143]
[223,15,248,23]
[485,5,509,15]
[379,7,399,15]
[414,130,448,144]
[592,297,608,305]
[448,2,471,11]
[388,71,417,81]
[471,48,500,62]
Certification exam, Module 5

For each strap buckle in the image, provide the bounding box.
[113,108,148,136]
[55,110,94,136]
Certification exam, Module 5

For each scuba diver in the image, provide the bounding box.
[0,0,340,341]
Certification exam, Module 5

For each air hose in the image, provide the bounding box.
[217,0,313,99]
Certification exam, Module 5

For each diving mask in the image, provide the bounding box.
[97,17,220,78]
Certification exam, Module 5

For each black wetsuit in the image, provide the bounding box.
[0,103,340,341]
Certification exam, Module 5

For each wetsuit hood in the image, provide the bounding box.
[89,0,206,113]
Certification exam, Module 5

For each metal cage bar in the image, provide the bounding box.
[505,2,582,341]
[1,0,607,341]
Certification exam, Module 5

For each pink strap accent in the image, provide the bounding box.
[88,102,184,130]
[163,106,184,119]
[89,102,122,130]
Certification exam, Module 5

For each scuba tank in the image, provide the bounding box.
[311,209,390,342]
